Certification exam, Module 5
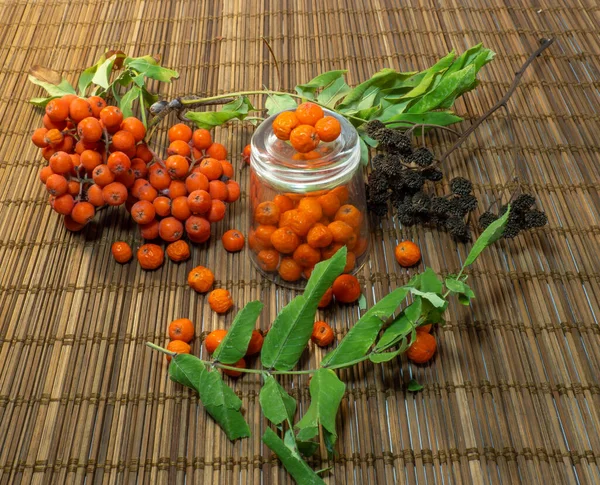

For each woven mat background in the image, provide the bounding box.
[1,1,600,484]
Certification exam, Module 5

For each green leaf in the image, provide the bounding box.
[296,440,319,457]
[261,247,347,370]
[29,96,57,107]
[198,369,251,441]
[369,345,406,363]
[259,375,297,426]
[407,379,424,392]
[78,65,98,96]
[463,205,510,268]
[384,111,463,128]
[418,267,443,294]
[262,428,326,485]
[168,353,207,390]
[316,76,351,108]
[124,57,179,82]
[91,56,116,89]
[119,86,141,119]
[295,369,345,443]
[28,75,76,98]
[295,70,347,99]
[374,298,422,351]
[338,68,398,109]
[357,293,367,310]
[445,277,475,298]
[265,93,297,116]
[320,287,409,367]
[359,137,369,166]
[141,86,158,105]
[185,96,254,129]
[458,294,471,306]
[409,288,446,308]
[212,301,263,364]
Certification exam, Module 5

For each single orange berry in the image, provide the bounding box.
[111,130,136,153]
[307,223,333,248]
[186,216,211,243]
[394,241,421,267]
[297,197,323,222]
[311,321,335,347]
[185,172,209,193]
[295,102,324,126]
[46,174,68,196]
[334,204,363,230]
[257,249,280,272]
[99,106,123,129]
[273,194,295,214]
[208,288,234,314]
[188,265,214,293]
[111,241,133,263]
[246,330,264,356]
[192,128,212,150]
[198,158,223,181]
[137,244,164,270]
[419,323,433,333]
[254,201,280,225]
[225,180,240,203]
[317,192,341,218]
[208,180,229,201]
[131,200,156,224]
[158,217,184,242]
[290,125,320,153]
[45,97,70,122]
[318,287,333,308]
[206,142,227,160]
[70,201,95,225]
[139,219,160,240]
[166,340,191,362]
[270,227,300,254]
[272,111,299,140]
[168,318,195,343]
[293,243,321,268]
[44,128,64,147]
[314,116,341,142]
[87,95,107,117]
[328,220,354,244]
[77,117,103,143]
[166,240,191,262]
[222,357,246,377]
[205,329,227,354]
[120,117,146,142]
[332,274,361,303]
[102,182,128,206]
[51,193,75,215]
[32,127,49,148]
[165,155,189,179]
[207,199,226,223]
[406,331,437,364]
[222,229,245,252]
[278,257,303,282]
[63,214,85,232]
[69,98,93,123]
[168,123,193,143]
[219,160,234,178]
[242,144,251,164]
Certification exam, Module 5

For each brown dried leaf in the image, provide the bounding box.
[104,50,127,69]
[28,65,62,85]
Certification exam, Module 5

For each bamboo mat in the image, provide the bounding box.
[1,0,600,483]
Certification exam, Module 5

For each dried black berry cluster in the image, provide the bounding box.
[364,122,476,241]
[478,193,548,239]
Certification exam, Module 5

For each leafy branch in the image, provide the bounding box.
[147,207,511,483]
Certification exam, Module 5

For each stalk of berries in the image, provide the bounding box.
[32,94,241,251]
[364,121,476,241]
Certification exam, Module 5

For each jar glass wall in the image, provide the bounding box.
[248,108,369,289]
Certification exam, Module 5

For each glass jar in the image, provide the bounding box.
[248,108,369,289]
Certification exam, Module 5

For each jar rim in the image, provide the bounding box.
[250,108,361,193]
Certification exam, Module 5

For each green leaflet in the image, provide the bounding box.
[168,354,250,441]
[407,379,424,392]
[411,267,443,294]
[186,96,254,129]
[295,70,347,99]
[259,375,297,426]
[262,428,326,485]
[383,111,463,128]
[124,57,179,83]
[91,56,117,89]
[28,76,76,105]
[295,369,345,443]
[212,301,263,364]
[369,343,407,363]
[265,93,297,115]
[320,287,409,367]
[463,205,511,268]
[316,76,351,107]
[401,50,455,99]
[261,247,346,370]
[337,68,398,109]
[374,298,422,352]
[359,137,369,166]
[119,86,141,119]
[444,277,475,306]
[409,288,446,308]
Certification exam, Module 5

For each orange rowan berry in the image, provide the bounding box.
[131,200,156,224]
[92,164,115,187]
[270,227,300,254]
[343,251,356,273]
[253,225,277,249]
[185,172,209,193]
[290,125,320,153]
[139,219,159,240]
[209,180,229,201]
[46,174,68,196]
[187,265,214,293]
[131,178,150,198]
[185,216,211,243]
[166,240,191,262]
[100,106,123,129]
[223,357,246,377]
[71,201,95,225]
[311,321,335,347]
[44,128,64,146]
[49,151,74,174]
[39,165,54,184]
[318,192,341,218]
[394,241,421,267]
[314,116,341,142]
[293,243,321,268]
[107,151,131,174]
[328,220,354,244]
[406,331,437,364]
[165,340,191,361]
[167,139,191,158]
[279,209,312,237]
[192,128,212,150]
[298,197,323,222]
[170,196,191,221]
[225,180,240,203]
[120,117,146,142]
[168,318,194,342]
[272,111,299,140]
[278,257,303,282]
[43,114,66,131]
[273,194,295,214]
[205,329,227,353]
[136,143,154,163]
[137,243,164,270]
[55,134,75,153]
[246,330,263,356]
[332,274,361,303]
[86,184,105,207]
[159,217,184,242]
[153,196,171,217]
[63,214,85,232]
[334,204,363,230]
[79,150,101,173]
[102,182,128,206]
[87,96,107,117]
[321,242,343,260]
[69,98,93,123]
[306,223,333,248]
[148,165,171,190]
[166,179,187,199]
[242,144,251,165]
[257,249,280,272]
[51,193,75,215]
[165,155,189,179]
[77,117,103,143]
[131,158,148,179]
[168,123,193,143]
[329,185,349,204]
[207,199,226,222]
[254,201,280,225]
[318,287,334,308]
[66,179,79,197]
[295,102,324,126]
[41,145,56,161]
[188,189,212,214]
[138,183,158,202]
[45,97,70,122]
[111,241,133,263]
[110,130,136,153]
[206,142,227,160]
[32,127,49,148]
[219,160,234,178]
[222,229,245,252]
[208,289,234,314]
[198,158,223,181]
